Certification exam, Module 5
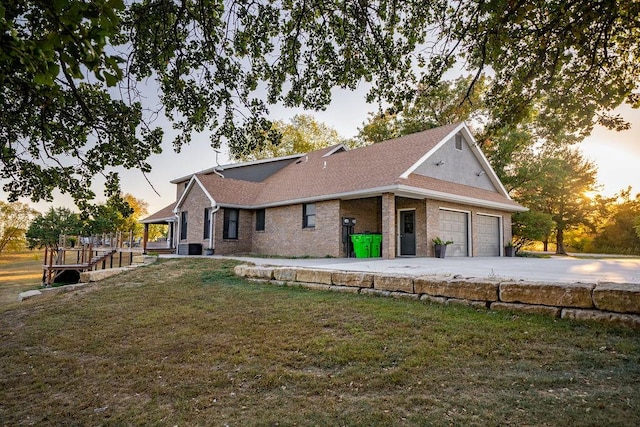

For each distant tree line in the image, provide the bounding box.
[0,194,165,253]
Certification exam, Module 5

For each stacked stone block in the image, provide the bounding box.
[234,265,640,328]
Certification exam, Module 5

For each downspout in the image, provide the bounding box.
[209,205,220,250]
[174,213,180,251]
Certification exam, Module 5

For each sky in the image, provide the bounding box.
[4,85,640,217]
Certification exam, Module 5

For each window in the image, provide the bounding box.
[223,208,239,239]
[180,211,188,240]
[303,203,316,228]
[203,207,211,239]
[256,209,265,231]
[455,134,464,151]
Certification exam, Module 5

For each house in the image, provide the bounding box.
[141,122,526,258]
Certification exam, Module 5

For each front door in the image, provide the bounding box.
[399,210,416,256]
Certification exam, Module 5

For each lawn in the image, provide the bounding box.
[0,250,44,304]
[1,258,639,425]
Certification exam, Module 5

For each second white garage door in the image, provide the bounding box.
[439,210,469,257]
[477,215,501,257]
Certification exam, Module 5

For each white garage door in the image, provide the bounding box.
[477,215,501,257]
[439,210,468,257]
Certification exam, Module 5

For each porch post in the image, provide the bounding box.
[381,192,396,259]
[143,223,149,254]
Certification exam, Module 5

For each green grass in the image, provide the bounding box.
[1,258,639,425]
[0,250,44,304]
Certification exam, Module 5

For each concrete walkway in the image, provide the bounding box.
[217,255,640,285]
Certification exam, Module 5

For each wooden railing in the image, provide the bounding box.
[42,233,145,286]
[59,231,143,251]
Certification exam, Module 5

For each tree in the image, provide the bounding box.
[3,0,638,207]
[358,76,487,144]
[119,193,156,239]
[233,115,347,161]
[1,0,162,209]
[26,207,83,250]
[514,146,599,255]
[511,210,555,253]
[591,189,640,254]
[0,201,38,253]
[83,193,133,234]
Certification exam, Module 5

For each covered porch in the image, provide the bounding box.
[339,193,426,260]
[140,203,177,254]
[339,190,512,259]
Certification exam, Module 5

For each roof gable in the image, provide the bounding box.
[174,175,216,210]
[401,124,509,198]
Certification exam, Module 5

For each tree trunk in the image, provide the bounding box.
[556,228,568,255]
[543,238,549,252]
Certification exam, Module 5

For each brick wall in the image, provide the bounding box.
[340,197,381,234]
[213,208,253,255]
[251,200,341,257]
[175,180,188,200]
[178,183,514,258]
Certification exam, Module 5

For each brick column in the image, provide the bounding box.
[381,192,396,259]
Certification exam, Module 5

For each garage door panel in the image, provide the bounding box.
[439,210,468,257]
[477,215,500,257]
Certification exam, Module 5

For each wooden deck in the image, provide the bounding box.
[42,234,147,286]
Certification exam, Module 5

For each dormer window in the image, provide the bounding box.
[455,134,464,151]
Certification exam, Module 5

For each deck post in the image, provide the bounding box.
[143,223,149,254]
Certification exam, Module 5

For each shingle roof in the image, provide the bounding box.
[401,174,524,210]
[141,202,176,223]
[196,173,264,206]
[255,122,462,204]
[146,122,525,219]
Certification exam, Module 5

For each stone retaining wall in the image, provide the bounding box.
[234,265,640,328]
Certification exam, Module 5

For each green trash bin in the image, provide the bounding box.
[370,234,382,257]
[363,234,373,256]
[351,234,370,258]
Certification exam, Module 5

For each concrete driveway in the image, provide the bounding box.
[222,255,640,285]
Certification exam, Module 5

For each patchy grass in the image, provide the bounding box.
[1,258,639,425]
[0,250,44,304]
